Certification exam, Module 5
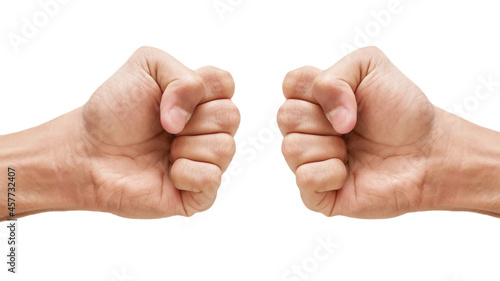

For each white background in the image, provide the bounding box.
[1,1,500,280]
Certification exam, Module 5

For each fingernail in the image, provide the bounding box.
[168,107,189,133]
[329,107,349,133]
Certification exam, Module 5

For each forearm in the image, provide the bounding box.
[0,108,94,221]
[423,107,500,216]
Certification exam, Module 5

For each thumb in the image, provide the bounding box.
[160,76,205,134]
[129,47,205,134]
[312,46,382,134]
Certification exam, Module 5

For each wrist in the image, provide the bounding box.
[0,108,95,220]
[422,107,500,216]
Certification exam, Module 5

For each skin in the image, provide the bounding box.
[1,46,499,220]
[278,46,500,218]
[0,47,240,220]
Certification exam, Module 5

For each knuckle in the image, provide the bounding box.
[277,104,287,126]
[132,46,161,61]
[277,102,295,129]
[281,134,302,159]
[353,46,387,67]
[214,101,240,132]
[283,70,299,92]
[215,134,236,159]
[325,159,347,190]
[196,195,217,214]
[302,199,323,214]
[296,165,316,190]
[133,46,154,56]
[178,75,205,93]
[296,160,347,192]
[333,160,347,187]
[277,101,306,132]
[199,65,225,76]
[211,67,234,88]
[357,46,384,57]
[195,200,216,214]
[199,66,235,95]
[283,67,313,95]
[183,194,215,217]
[200,65,219,72]
[199,164,222,191]
[299,65,318,72]
[312,75,340,93]
[228,104,241,130]
[220,71,235,94]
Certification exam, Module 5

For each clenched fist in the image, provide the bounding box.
[278,47,500,218]
[82,47,240,218]
[0,47,240,220]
